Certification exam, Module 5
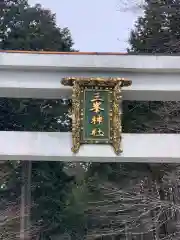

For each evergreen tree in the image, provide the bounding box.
[85,1,180,237]
[129,0,180,53]
[85,1,180,239]
[0,0,79,239]
[0,0,73,51]
[127,0,180,239]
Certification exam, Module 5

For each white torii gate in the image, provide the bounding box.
[0,51,179,163]
[0,50,179,239]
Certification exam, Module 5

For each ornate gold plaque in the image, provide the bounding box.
[61,77,131,155]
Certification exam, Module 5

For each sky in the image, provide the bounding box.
[28,0,141,52]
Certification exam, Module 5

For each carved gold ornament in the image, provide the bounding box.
[61,77,132,155]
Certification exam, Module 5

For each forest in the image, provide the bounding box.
[1,0,180,239]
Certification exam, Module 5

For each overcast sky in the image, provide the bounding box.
[28,0,141,52]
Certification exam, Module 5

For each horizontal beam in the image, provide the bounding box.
[1,52,180,72]
[0,69,180,101]
[0,131,179,162]
[1,52,180,101]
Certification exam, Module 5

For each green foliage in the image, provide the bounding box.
[83,1,180,238]
[0,0,78,239]
[31,162,75,238]
[62,182,90,239]
[3,0,180,239]
[0,98,72,131]
[126,0,180,239]
[0,1,74,51]
[129,0,180,53]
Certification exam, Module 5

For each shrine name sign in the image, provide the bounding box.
[61,77,132,155]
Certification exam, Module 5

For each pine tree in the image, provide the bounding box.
[129,0,180,53]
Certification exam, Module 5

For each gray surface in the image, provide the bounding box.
[0,132,179,162]
[0,68,179,100]
[2,53,180,72]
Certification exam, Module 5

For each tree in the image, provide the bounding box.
[126,0,180,239]
[0,0,79,239]
[0,0,73,51]
[129,0,180,53]
[82,1,180,239]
